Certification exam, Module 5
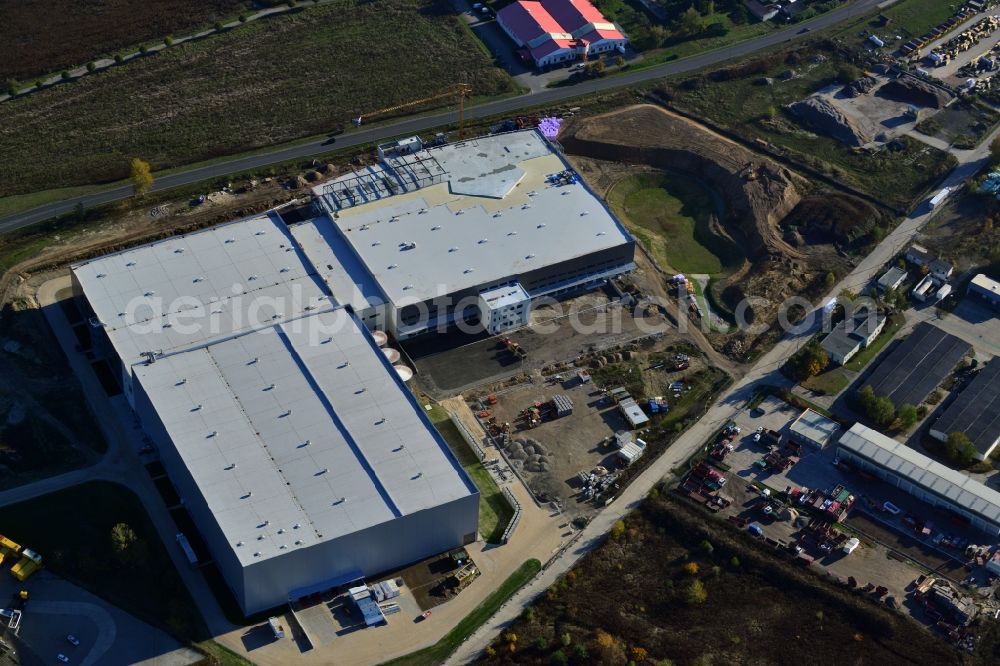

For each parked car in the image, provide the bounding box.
[57,656,69,664]
[883,501,901,515]
[66,635,80,646]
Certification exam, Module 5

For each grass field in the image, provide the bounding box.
[834,0,960,48]
[802,367,849,395]
[0,481,204,639]
[0,0,514,197]
[607,172,742,275]
[426,404,513,544]
[844,312,904,372]
[0,0,247,81]
[672,54,957,210]
[477,496,966,666]
[382,558,541,666]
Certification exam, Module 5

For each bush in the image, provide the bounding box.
[33,79,43,89]
[898,404,918,428]
[60,70,72,80]
[945,432,977,466]
[86,61,96,72]
[239,13,249,22]
[550,649,568,666]
[114,54,124,64]
[214,21,224,31]
[139,44,148,54]
[164,36,174,46]
[4,79,18,96]
[685,579,707,604]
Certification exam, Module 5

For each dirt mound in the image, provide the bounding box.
[560,104,806,262]
[788,96,874,147]
[841,76,877,98]
[783,193,886,246]
[878,76,954,109]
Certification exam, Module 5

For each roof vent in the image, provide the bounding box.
[333,497,346,505]
[339,361,349,368]
[298,440,311,448]
[403,284,414,290]
[176,378,187,386]
[191,404,202,411]
[279,409,292,418]
[387,264,398,270]
[293,523,301,529]
[521,204,531,210]
[225,238,235,244]
[315,468,328,476]
[280,267,290,273]
[126,261,136,267]
[248,274,258,281]
[279,545,287,550]
[174,248,184,254]
[580,211,589,216]
[277,528,285,534]
[431,225,441,231]
[561,191,570,196]
[248,357,258,365]
[597,231,606,236]
[464,268,474,274]
[144,291,156,297]
[449,247,459,253]
[253,552,261,557]
[526,254,536,260]
[193,277,204,283]
[236,541,243,547]
[537,223,546,229]
[225,463,236,470]
[455,210,465,216]
[478,238,488,244]
[96,273,106,278]
[207,431,217,438]
[394,444,405,452]
[372,240,381,246]
[264,383,275,391]
[412,472,423,480]
[255,230,266,236]
[295,540,302,546]
[242,491,252,499]
[355,387,367,394]
[322,337,332,344]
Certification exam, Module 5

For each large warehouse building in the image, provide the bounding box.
[930,361,1000,461]
[133,308,478,614]
[838,424,1000,535]
[304,130,636,339]
[71,214,480,615]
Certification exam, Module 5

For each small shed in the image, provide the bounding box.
[618,440,646,466]
[877,266,907,292]
[619,398,649,428]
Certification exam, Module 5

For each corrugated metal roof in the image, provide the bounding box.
[789,409,840,446]
[838,423,1000,525]
[863,322,970,408]
[134,308,475,565]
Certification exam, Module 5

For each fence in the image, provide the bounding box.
[500,487,522,544]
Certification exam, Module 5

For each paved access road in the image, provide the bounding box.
[0,0,891,233]
[443,120,1000,666]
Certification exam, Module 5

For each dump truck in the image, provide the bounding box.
[11,549,41,582]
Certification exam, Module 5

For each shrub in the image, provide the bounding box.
[61,70,72,80]
[239,12,249,22]
[4,79,18,96]
[611,520,625,540]
[86,61,96,72]
[945,432,976,466]
[114,54,124,64]
[33,79,43,89]
[139,44,148,54]
[214,21,224,31]
[550,650,568,666]
[164,36,174,46]
[685,579,707,604]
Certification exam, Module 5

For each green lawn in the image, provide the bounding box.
[844,313,904,372]
[802,367,850,396]
[0,481,205,639]
[426,404,513,544]
[607,172,742,275]
[0,0,515,197]
[381,559,541,666]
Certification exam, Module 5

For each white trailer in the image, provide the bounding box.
[929,187,952,208]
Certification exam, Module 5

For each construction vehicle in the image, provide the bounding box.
[0,536,21,567]
[499,337,527,359]
[351,83,473,138]
[11,549,41,582]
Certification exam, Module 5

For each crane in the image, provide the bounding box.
[351,83,472,138]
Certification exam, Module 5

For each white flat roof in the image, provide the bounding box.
[480,283,530,309]
[289,216,386,313]
[971,273,1000,296]
[133,308,475,565]
[839,423,1000,526]
[72,213,332,367]
[789,408,840,446]
[329,131,632,306]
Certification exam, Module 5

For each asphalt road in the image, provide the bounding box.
[0,0,890,233]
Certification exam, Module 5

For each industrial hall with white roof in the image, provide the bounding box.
[69,129,636,615]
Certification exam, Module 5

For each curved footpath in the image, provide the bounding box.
[0,0,890,233]
[444,126,1000,665]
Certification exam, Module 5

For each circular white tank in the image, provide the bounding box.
[394,364,413,382]
[371,330,388,347]
[382,347,401,363]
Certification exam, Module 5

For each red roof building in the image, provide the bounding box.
[497,0,628,68]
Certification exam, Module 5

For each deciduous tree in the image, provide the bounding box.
[130,158,154,195]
